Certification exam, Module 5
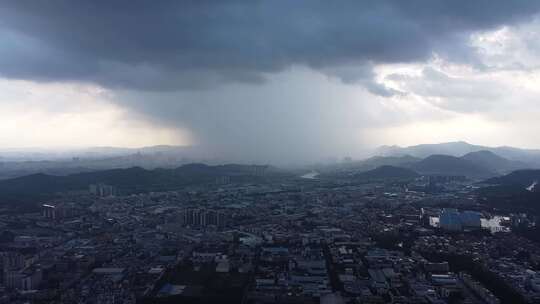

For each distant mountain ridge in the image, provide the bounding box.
[461,150,528,174]
[376,141,485,158]
[411,154,495,178]
[0,163,279,209]
[479,170,540,214]
[322,155,420,173]
[484,169,540,189]
[356,155,420,170]
[342,146,538,178]
[375,141,540,166]
[324,153,499,179]
[0,145,220,180]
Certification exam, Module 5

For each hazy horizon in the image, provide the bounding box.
[3,141,540,168]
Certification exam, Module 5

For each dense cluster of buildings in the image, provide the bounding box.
[179,208,228,228]
[0,174,538,303]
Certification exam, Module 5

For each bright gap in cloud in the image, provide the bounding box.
[0,78,192,148]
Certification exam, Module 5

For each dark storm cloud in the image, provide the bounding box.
[1,0,540,93]
[2,1,540,164]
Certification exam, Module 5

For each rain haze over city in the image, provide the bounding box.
[2,1,540,304]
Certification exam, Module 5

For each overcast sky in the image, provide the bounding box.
[1,1,540,163]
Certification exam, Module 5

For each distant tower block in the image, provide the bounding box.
[42,204,57,220]
[216,176,231,185]
[253,165,268,176]
[89,183,116,197]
